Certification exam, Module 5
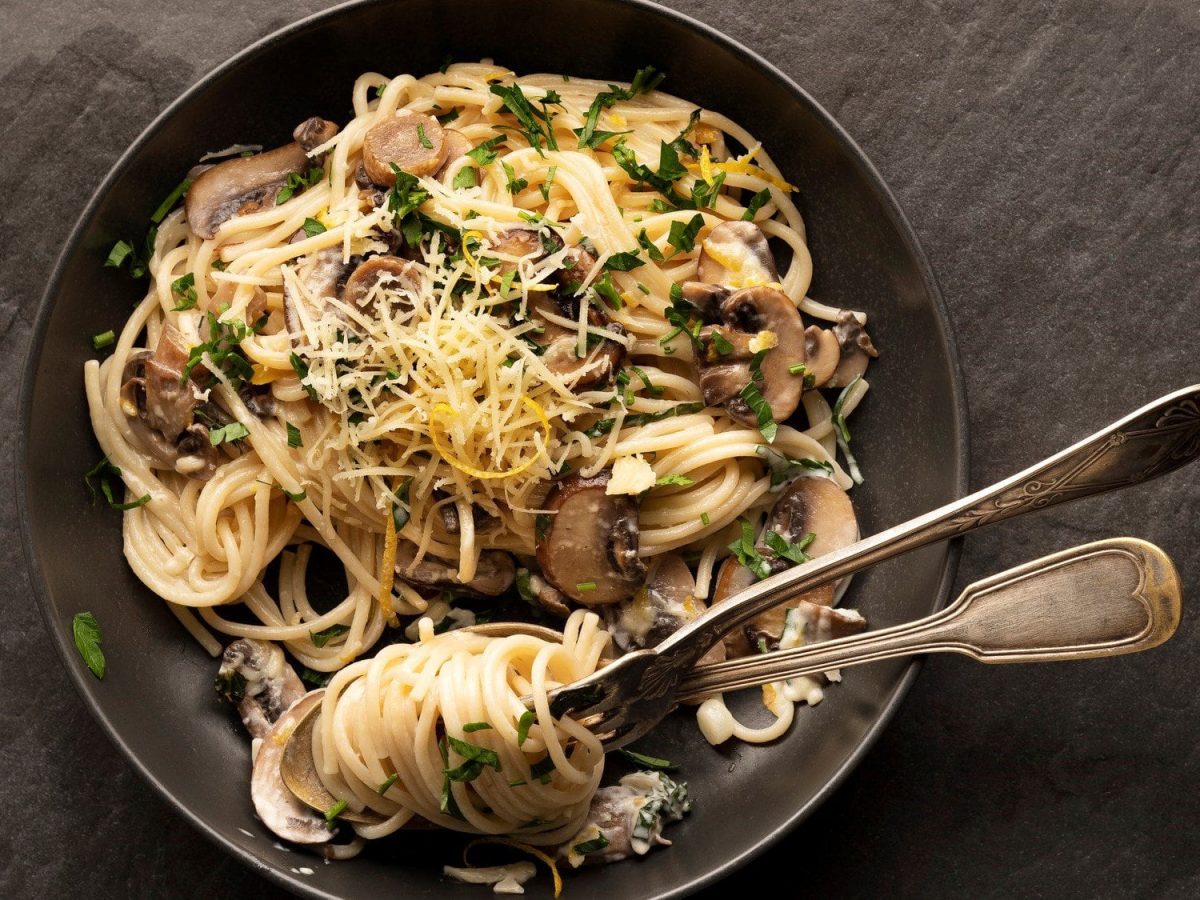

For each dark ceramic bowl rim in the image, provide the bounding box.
[18,0,970,895]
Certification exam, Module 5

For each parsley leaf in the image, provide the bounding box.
[302,217,327,237]
[604,251,644,272]
[208,422,249,446]
[577,65,664,149]
[539,165,557,203]
[170,273,198,311]
[286,422,303,448]
[755,445,834,489]
[516,710,536,747]
[309,623,350,648]
[573,835,610,855]
[276,167,324,204]
[150,177,193,224]
[92,330,115,351]
[181,314,254,390]
[618,749,677,770]
[727,519,772,579]
[667,213,704,254]
[655,474,693,487]
[378,773,399,794]
[72,612,106,679]
[636,228,665,262]
[416,122,433,149]
[741,187,772,221]
[462,722,493,733]
[83,456,151,511]
[740,349,777,442]
[466,135,505,166]
[500,160,528,195]
[489,83,560,153]
[289,352,318,401]
[763,529,815,565]
[452,166,477,190]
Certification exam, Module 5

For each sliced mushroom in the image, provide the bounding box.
[535,470,645,606]
[562,771,690,867]
[394,544,515,597]
[293,117,339,153]
[517,567,573,620]
[713,476,860,654]
[437,129,474,180]
[439,497,500,535]
[528,293,625,391]
[251,690,336,845]
[679,281,730,323]
[282,247,350,338]
[697,221,778,287]
[341,255,423,309]
[602,554,724,665]
[215,638,307,740]
[489,227,546,273]
[826,309,879,388]
[696,286,806,427]
[556,244,597,295]
[119,330,219,479]
[362,111,447,185]
[803,326,841,389]
[185,119,338,239]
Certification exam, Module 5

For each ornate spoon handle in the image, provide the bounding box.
[661,385,1200,665]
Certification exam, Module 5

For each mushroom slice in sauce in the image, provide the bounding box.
[528,293,625,391]
[535,469,646,606]
[679,281,730,323]
[215,638,307,740]
[562,771,691,867]
[118,329,220,479]
[251,690,336,845]
[517,566,574,620]
[826,309,879,388]
[697,221,778,287]
[713,476,861,655]
[602,554,725,665]
[696,285,806,427]
[185,118,338,239]
[292,116,339,153]
[394,544,515,597]
[362,111,447,185]
[802,325,841,389]
[282,246,350,338]
[436,129,474,180]
[340,255,423,309]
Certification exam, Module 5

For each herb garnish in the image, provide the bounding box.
[302,217,327,237]
[180,314,254,390]
[463,722,493,733]
[84,456,151,510]
[636,228,665,262]
[763,529,815,565]
[516,710,536,747]
[573,835,610,855]
[416,122,433,149]
[755,445,834,489]
[539,165,557,203]
[286,422,303,448]
[378,773,400,794]
[832,375,864,484]
[386,165,431,247]
[92,330,115,351]
[324,799,347,830]
[739,349,777,442]
[466,135,505,166]
[276,167,324,204]
[309,623,349,647]
[288,352,318,401]
[489,83,561,153]
[618,749,677,770]
[171,273,198,310]
[727,519,773,579]
[603,251,644,272]
[500,160,528,195]
[667,213,704,254]
[444,736,502,782]
[576,65,664,149]
[741,187,772,221]
[391,478,413,530]
[452,166,477,190]
[583,401,705,438]
[151,177,193,224]
[654,474,693,487]
[72,612,106,679]
[208,422,249,446]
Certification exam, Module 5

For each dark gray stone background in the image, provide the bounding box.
[2,0,1197,896]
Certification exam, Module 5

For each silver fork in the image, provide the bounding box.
[673,537,1179,704]
[546,384,1200,748]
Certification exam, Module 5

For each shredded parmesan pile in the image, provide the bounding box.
[289,225,618,526]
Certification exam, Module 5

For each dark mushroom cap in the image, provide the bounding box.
[282,247,350,338]
[395,544,515,597]
[535,469,646,606]
[827,309,878,388]
[528,294,624,391]
[802,325,841,389]
[362,112,447,185]
[186,141,310,239]
[697,221,779,287]
[293,117,339,154]
[696,285,806,427]
[437,129,474,181]
[215,638,306,740]
[680,281,730,324]
[341,255,423,309]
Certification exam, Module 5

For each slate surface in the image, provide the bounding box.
[2,0,1197,897]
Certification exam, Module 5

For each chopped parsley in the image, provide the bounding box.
[386,166,430,247]
[832,375,864,484]
[171,273,198,310]
[636,228,665,262]
[416,122,433,149]
[286,422,303,449]
[444,736,502,782]
[500,159,528,194]
[668,213,704,254]
[391,478,413,530]
[275,167,324,204]
[301,667,332,688]
[763,529,815,565]
[655,474,694,487]
[377,773,399,794]
[288,351,318,401]
[208,422,249,446]
[150,177,193,224]
[741,187,772,221]
[302,217,327,237]
[572,835,610,856]
[575,581,597,592]
[462,722,493,733]
[436,107,460,125]
[618,749,677,770]
[91,330,115,351]
[539,165,557,203]
[72,612,106,679]
[592,270,623,309]
[84,456,151,511]
[181,314,254,390]
[324,799,347,830]
[466,135,505,166]
[711,331,734,356]
[452,166,477,190]
[489,83,561,153]
[309,623,349,648]
[516,710,536,747]
[756,445,834,489]
[577,65,664,148]
[604,250,645,272]
[740,349,777,442]
[529,755,556,784]
[583,401,705,438]
[700,511,711,526]
[727,519,772,579]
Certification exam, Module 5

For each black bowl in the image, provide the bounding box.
[18,0,968,896]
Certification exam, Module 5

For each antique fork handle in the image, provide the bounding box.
[674,537,1181,702]
[657,385,1200,667]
